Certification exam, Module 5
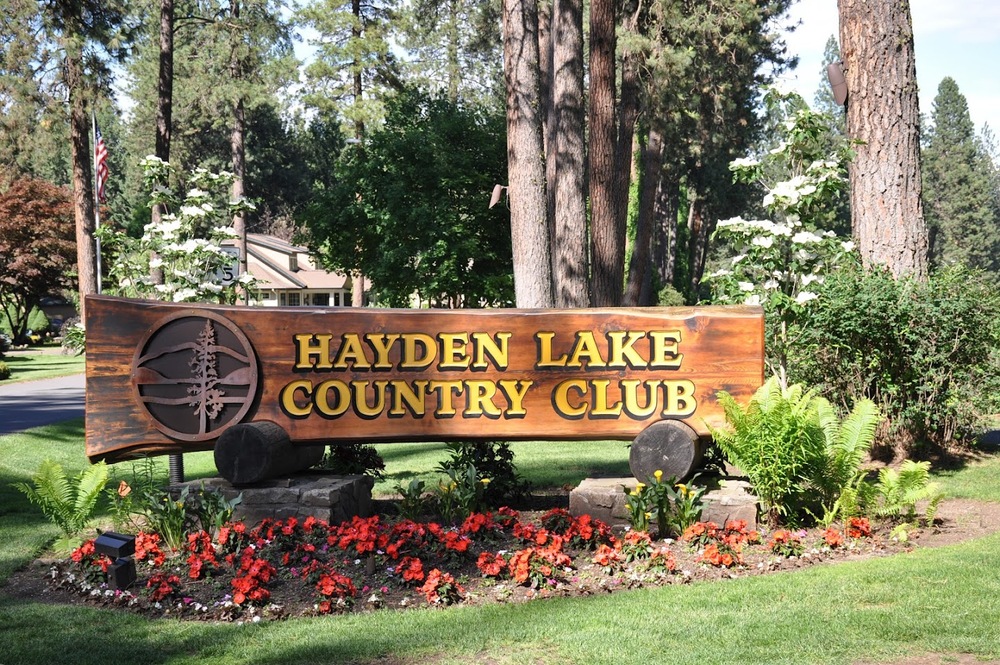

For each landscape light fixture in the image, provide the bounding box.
[94,532,137,590]
[827,60,848,106]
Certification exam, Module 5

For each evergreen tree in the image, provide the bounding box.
[922,77,1000,271]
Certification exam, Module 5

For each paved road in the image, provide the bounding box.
[0,373,85,435]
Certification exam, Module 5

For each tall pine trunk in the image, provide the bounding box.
[625,128,663,306]
[152,0,174,229]
[839,0,928,278]
[588,0,619,306]
[547,0,587,308]
[504,0,553,308]
[66,46,97,321]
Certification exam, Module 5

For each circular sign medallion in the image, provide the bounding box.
[131,310,258,442]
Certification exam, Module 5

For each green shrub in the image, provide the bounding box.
[0,360,9,380]
[319,442,386,481]
[789,264,1000,455]
[436,441,529,508]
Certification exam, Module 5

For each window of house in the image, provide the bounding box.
[279,293,286,306]
[313,293,330,306]
[261,292,272,300]
[334,292,341,307]
[289,255,298,271]
[288,293,301,306]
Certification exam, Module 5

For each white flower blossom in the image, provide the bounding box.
[730,157,759,169]
[795,291,819,304]
[181,205,207,217]
[792,231,823,244]
[709,269,733,278]
[800,273,822,286]
[738,281,755,292]
[731,254,747,265]
[186,188,209,199]
[764,279,780,290]
[173,288,198,301]
[770,224,792,237]
[841,240,856,252]
[717,216,745,228]
[752,236,774,249]
[744,294,762,306]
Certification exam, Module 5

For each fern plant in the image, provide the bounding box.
[13,459,110,553]
[711,377,828,523]
[813,397,881,524]
[873,460,944,524]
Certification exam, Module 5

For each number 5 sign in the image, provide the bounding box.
[216,245,241,285]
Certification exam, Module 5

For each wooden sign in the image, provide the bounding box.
[84,295,763,464]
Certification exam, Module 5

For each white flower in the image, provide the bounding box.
[717,216,745,228]
[180,205,207,217]
[769,141,789,155]
[795,291,819,304]
[752,236,774,248]
[744,294,762,306]
[731,254,747,265]
[770,224,792,237]
[800,273,821,286]
[173,288,198,301]
[738,281,755,292]
[841,240,856,252]
[792,231,823,244]
[709,269,733,278]
[186,188,209,199]
[730,157,759,169]
[764,279,780,290]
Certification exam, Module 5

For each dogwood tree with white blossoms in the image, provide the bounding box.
[705,88,858,384]
[98,157,256,304]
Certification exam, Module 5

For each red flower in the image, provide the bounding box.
[847,517,872,538]
[822,527,844,548]
[476,552,506,577]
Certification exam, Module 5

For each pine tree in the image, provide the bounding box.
[838,0,927,278]
[922,77,1000,271]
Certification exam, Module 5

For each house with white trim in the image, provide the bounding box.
[225,234,367,307]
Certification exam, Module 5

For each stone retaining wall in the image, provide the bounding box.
[569,477,758,530]
[173,473,374,526]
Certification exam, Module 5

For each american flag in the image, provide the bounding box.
[95,122,109,203]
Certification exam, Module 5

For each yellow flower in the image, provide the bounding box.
[654,470,663,482]
[676,483,688,496]
[644,512,652,519]
[635,482,645,491]
[480,478,491,485]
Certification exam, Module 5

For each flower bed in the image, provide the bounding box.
[50,509,905,622]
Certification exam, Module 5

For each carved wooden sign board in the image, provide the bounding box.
[84,295,764,465]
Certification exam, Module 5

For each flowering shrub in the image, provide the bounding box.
[231,549,276,605]
[847,517,872,539]
[98,158,255,305]
[705,87,856,383]
[418,569,464,605]
[768,529,805,557]
[822,527,844,549]
[146,573,182,602]
[70,539,113,585]
[185,530,219,580]
[683,520,760,568]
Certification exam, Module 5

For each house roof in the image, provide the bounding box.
[223,233,359,291]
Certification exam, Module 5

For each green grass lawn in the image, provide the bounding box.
[0,351,85,383]
[3,422,1000,664]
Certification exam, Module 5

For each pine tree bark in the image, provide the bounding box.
[588,0,618,306]
[66,47,97,322]
[625,128,663,306]
[151,0,174,229]
[504,0,553,308]
[838,0,928,278]
[547,0,588,308]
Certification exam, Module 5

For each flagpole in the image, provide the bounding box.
[92,111,103,295]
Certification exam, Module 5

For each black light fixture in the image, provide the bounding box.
[827,60,848,106]
[95,532,137,590]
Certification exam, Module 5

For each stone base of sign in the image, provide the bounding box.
[568,476,759,531]
[173,473,374,526]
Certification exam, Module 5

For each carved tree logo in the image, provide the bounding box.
[131,310,258,441]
